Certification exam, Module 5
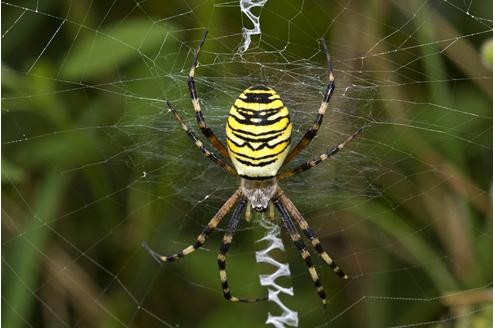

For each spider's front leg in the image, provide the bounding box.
[143,189,241,263]
[277,189,349,279]
[218,198,268,303]
[273,197,328,305]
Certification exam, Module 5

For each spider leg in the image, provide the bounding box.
[188,30,230,159]
[167,101,236,175]
[218,198,268,303]
[143,189,242,263]
[277,127,362,180]
[283,38,336,164]
[273,198,328,306]
[277,189,348,279]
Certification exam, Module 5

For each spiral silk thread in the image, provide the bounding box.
[239,0,269,52]
[256,217,298,328]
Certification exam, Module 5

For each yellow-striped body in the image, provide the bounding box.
[226,86,292,179]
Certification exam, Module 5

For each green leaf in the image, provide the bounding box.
[349,200,458,292]
[61,19,175,80]
[3,170,67,328]
[1,160,27,183]
[481,38,493,71]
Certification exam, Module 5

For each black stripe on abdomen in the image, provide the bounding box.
[229,113,289,126]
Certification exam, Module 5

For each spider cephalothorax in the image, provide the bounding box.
[144,30,362,305]
[240,178,278,212]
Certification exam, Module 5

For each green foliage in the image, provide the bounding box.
[2,1,492,327]
[61,19,175,79]
[481,39,493,71]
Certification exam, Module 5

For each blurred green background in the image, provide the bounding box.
[2,0,492,327]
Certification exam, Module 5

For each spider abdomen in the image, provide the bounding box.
[226,86,292,179]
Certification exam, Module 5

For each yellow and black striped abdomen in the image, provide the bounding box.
[226,85,292,179]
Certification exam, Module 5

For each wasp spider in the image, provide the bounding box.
[144,31,362,305]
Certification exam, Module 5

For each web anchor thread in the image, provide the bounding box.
[256,216,298,328]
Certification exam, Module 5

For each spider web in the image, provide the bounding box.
[2,0,492,327]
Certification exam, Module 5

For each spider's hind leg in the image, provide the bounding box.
[188,30,230,159]
[167,101,236,175]
[283,38,336,165]
[277,127,362,180]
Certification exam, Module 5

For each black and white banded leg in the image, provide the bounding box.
[273,198,328,305]
[218,198,268,303]
[278,127,363,180]
[278,190,348,279]
[167,101,236,175]
[188,30,230,159]
[143,189,242,262]
[284,39,336,164]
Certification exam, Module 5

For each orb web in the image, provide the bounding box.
[2,0,492,327]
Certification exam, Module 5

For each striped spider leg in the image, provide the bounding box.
[277,189,348,279]
[273,197,328,305]
[283,38,337,164]
[143,189,242,263]
[144,31,363,306]
[188,30,230,159]
[144,190,267,303]
[218,197,268,302]
[167,101,236,175]
[277,127,363,180]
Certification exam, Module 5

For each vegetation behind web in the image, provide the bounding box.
[2,1,492,327]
